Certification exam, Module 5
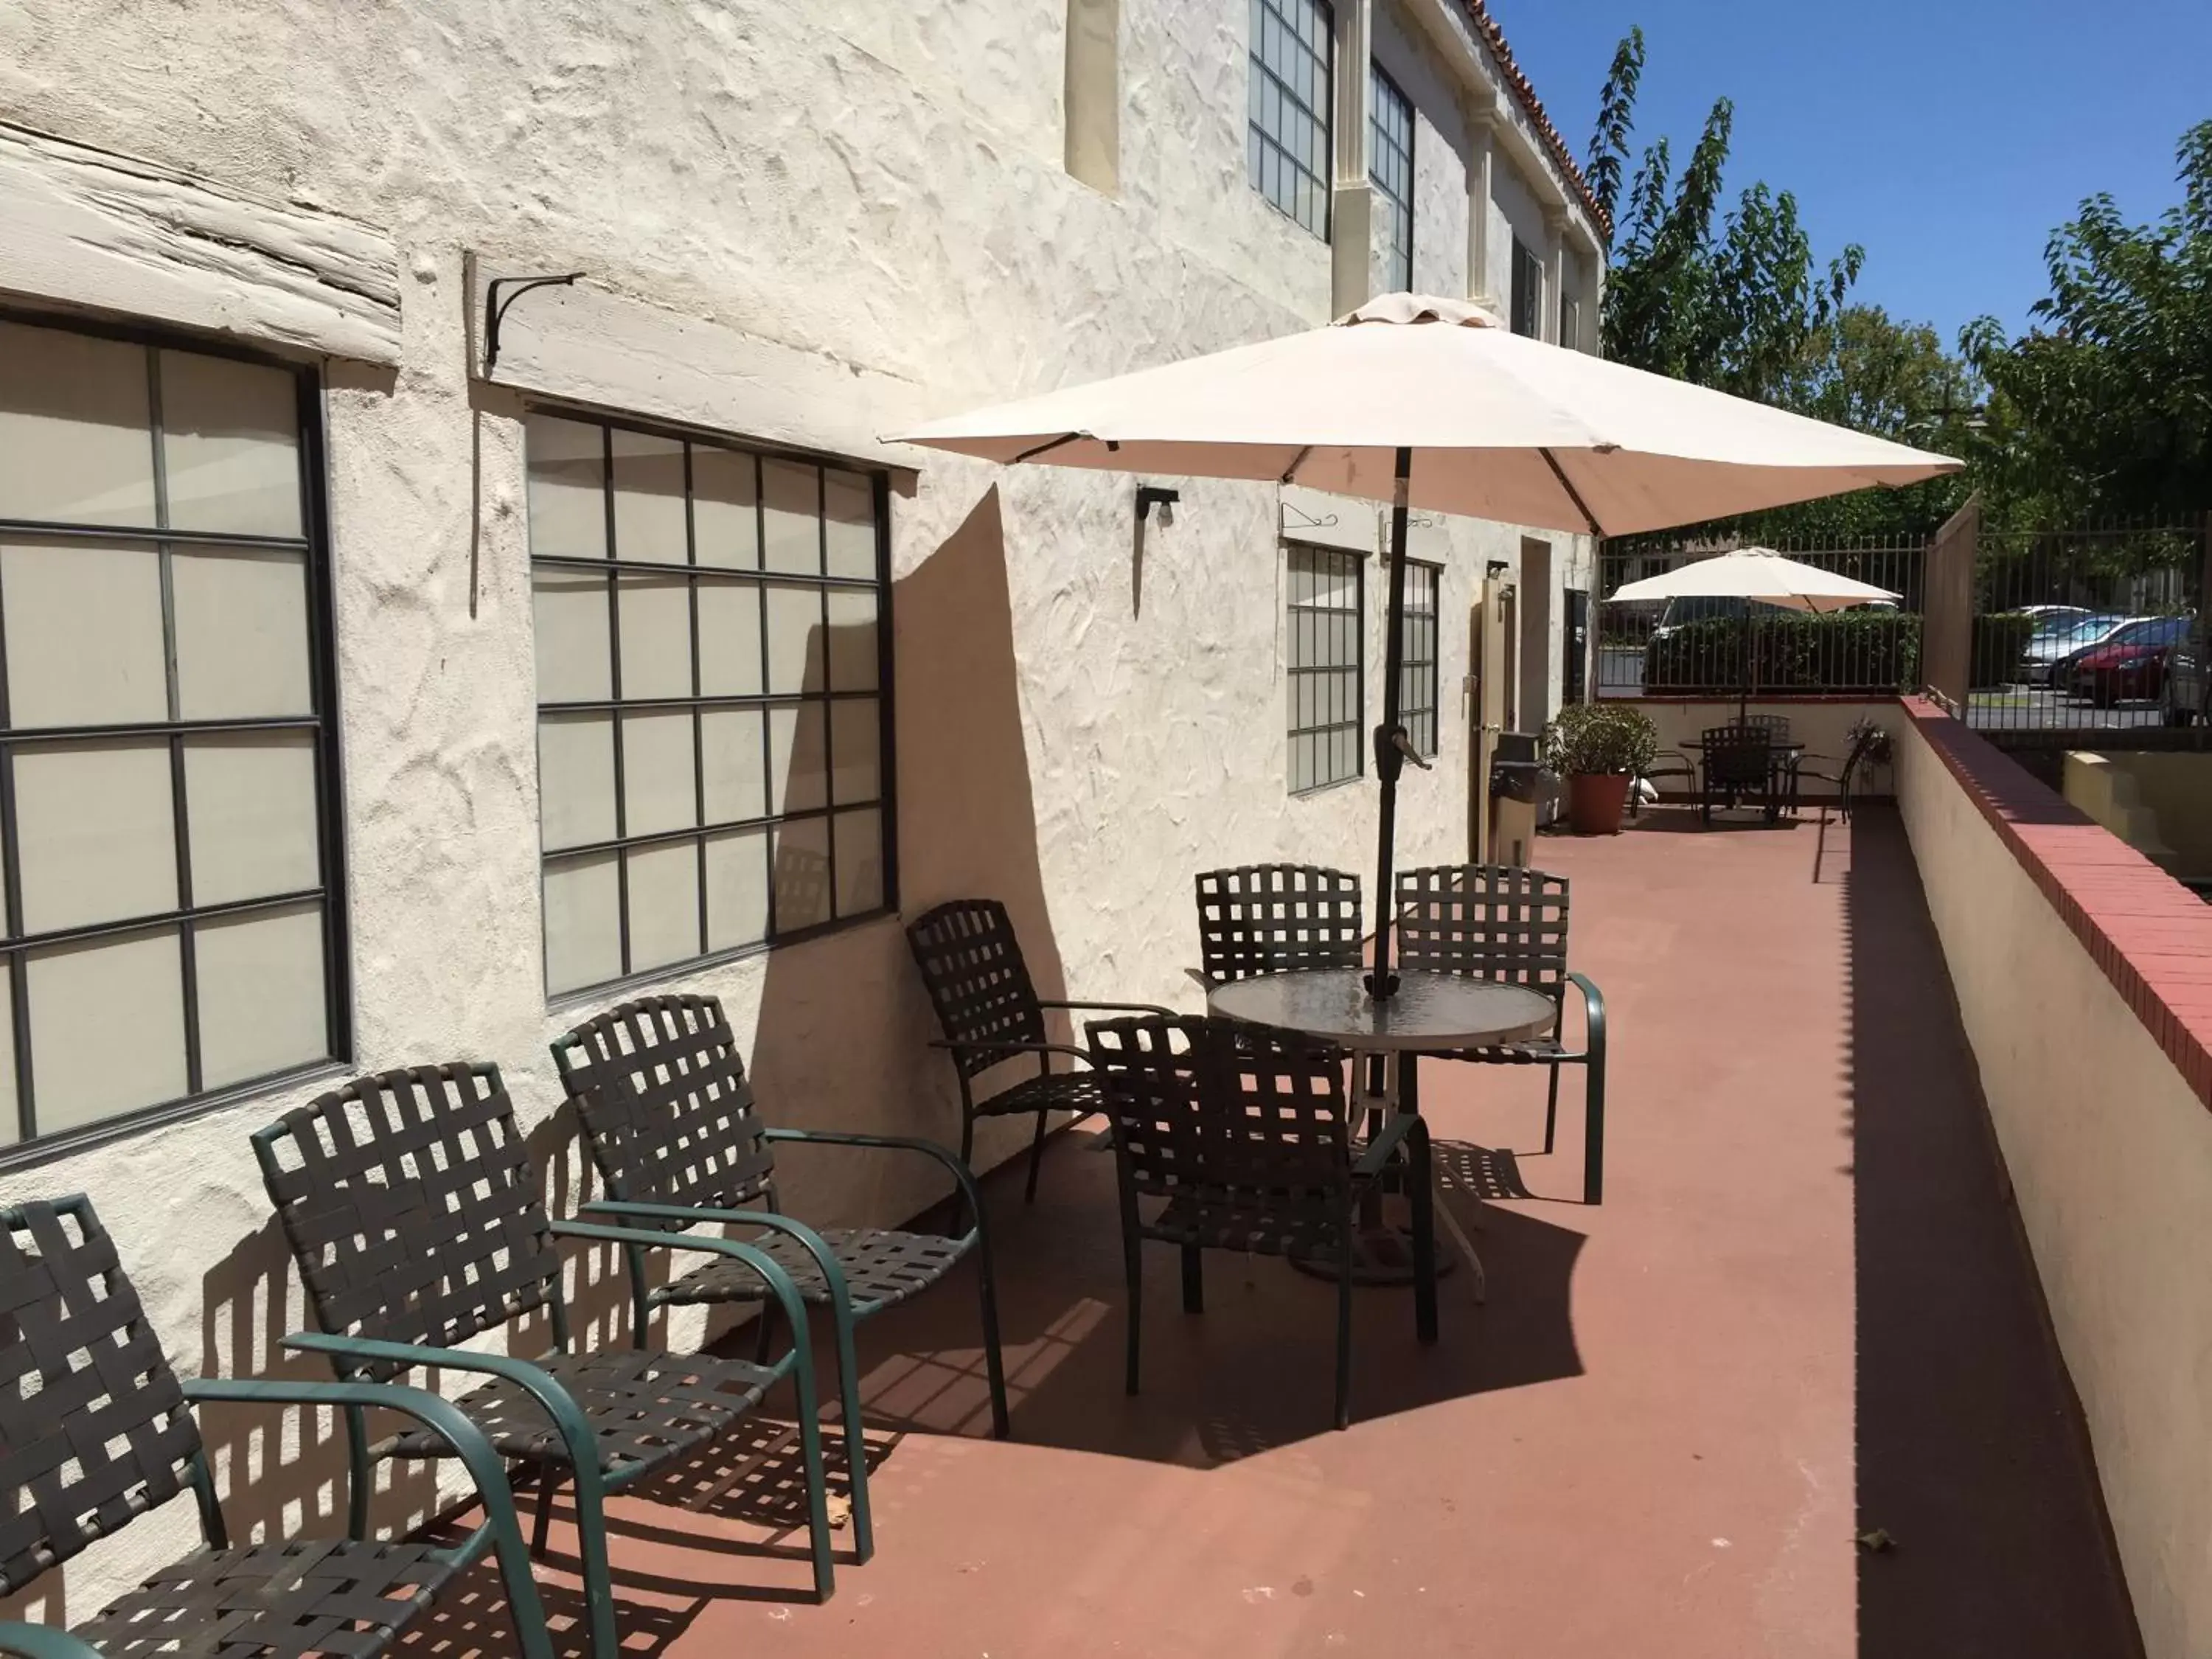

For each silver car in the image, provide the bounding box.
[2165,620,2210,726]
[2022,613,2129,686]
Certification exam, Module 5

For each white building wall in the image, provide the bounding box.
[0,0,1598,1618]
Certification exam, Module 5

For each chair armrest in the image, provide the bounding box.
[1567,971,1607,1061]
[0,1630,106,1659]
[931,1037,1096,1068]
[1352,1110,1429,1179]
[549,1220,815,1360]
[760,1127,987,1238]
[1037,998,1178,1017]
[576,1200,859,1324]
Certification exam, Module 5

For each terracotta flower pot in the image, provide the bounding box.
[1567,772,1632,835]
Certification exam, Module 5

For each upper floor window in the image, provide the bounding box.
[1511,238,1543,337]
[1398,560,1440,757]
[0,313,344,1152]
[1560,291,1582,352]
[1287,543,1362,793]
[526,413,894,999]
[1368,64,1414,291]
[1250,0,1332,240]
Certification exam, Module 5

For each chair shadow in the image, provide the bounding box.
[392,1550,704,1659]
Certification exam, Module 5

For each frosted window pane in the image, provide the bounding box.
[15,741,176,933]
[159,349,302,538]
[29,929,186,1132]
[533,568,611,702]
[700,707,768,824]
[825,588,878,692]
[624,840,700,971]
[194,902,327,1089]
[760,459,820,574]
[823,468,877,580]
[703,828,768,950]
[830,698,880,805]
[526,415,607,557]
[692,445,759,568]
[611,429,686,563]
[771,817,832,932]
[173,547,311,718]
[765,585,823,695]
[621,709,696,836]
[184,732,320,905]
[1,539,167,727]
[544,852,620,994]
[538,714,616,851]
[834,809,884,917]
[0,962,13,1145]
[768,703,827,815]
[0,323,156,525]
[615,574,692,700]
[697,580,764,696]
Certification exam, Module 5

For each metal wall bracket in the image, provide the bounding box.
[482,272,584,375]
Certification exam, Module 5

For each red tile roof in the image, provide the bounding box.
[1456,0,1609,237]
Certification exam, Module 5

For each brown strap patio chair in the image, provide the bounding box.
[1192,863,1363,988]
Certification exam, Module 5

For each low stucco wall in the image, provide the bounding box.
[1632,697,1896,799]
[1894,700,2212,1658]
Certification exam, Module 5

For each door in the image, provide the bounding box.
[1562,588,1590,703]
[1468,575,1514,863]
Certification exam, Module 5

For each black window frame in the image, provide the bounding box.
[1249,0,1335,241]
[1368,62,1415,292]
[1398,558,1441,757]
[526,406,900,1004]
[1287,541,1365,795]
[0,304,350,1169]
[1511,237,1543,338]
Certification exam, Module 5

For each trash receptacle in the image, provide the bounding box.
[1489,733,1550,866]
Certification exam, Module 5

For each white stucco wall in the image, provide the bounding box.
[0,0,1593,1619]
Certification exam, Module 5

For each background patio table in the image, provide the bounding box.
[1206,967,1554,1293]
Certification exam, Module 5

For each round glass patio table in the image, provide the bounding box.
[1205,967,1557,1287]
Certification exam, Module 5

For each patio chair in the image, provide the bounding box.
[1082,1015,1436,1431]
[551,992,1010,1455]
[905,897,1170,1203]
[1396,865,1610,1204]
[1794,721,1883,825]
[252,1065,842,1657]
[1632,745,1698,818]
[0,1194,554,1659]
[1698,724,1781,824]
[1192,863,1362,987]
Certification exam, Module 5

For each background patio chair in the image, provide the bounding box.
[905,897,1169,1203]
[0,1194,553,1659]
[1192,863,1362,987]
[253,1064,842,1652]
[1082,1015,1435,1430]
[1395,865,1610,1203]
[552,992,1010,1447]
[1633,745,1698,817]
[1698,724,1781,824]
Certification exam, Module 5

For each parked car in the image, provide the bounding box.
[2164,621,2210,725]
[2017,603,2095,627]
[2070,615,2194,704]
[2022,613,2130,685]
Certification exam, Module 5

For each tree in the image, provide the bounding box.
[1961,120,2212,523]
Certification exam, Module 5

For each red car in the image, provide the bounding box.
[2070,616,2194,705]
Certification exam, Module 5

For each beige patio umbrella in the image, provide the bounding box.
[894,293,1960,994]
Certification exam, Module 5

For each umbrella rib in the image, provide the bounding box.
[1540,449,1607,538]
[1279,445,1313,485]
[1012,433,1085,464]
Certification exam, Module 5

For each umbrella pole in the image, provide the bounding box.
[1368,445,1413,1001]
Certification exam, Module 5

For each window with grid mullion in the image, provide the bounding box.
[1287,543,1362,793]
[1397,561,1439,757]
[1249,0,1333,240]
[529,413,891,999]
[1368,63,1413,291]
[0,312,343,1152]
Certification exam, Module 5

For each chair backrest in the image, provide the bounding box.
[0,1196,202,1592]
[1084,1016,1349,1220]
[1837,722,1885,790]
[1193,864,1362,984]
[905,898,1046,1078]
[1741,714,1791,740]
[1701,725,1773,788]
[1396,864,1569,991]
[552,993,776,1217]
[254,1065,562,1380]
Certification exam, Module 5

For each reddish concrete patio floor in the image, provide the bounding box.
[428,805,2141,1658]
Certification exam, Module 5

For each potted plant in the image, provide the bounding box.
[1542,703,1659,835]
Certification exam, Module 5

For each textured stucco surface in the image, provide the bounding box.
[0,0,1591,1620]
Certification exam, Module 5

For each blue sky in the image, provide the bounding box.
[1493,0,2212,347]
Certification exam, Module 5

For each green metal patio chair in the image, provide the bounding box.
[551,992,1011,1475]
[1396,864,1611,1203]
[1191,863,1363,988]
[0,1194,554,1659]
[251,1064,841,1659]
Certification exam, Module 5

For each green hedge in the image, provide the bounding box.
[1642,611,1922,692]
[1970,611,2037,689]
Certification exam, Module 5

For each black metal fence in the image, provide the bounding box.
[1596,535,1928,700]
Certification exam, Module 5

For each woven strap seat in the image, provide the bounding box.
[72,1538,460,1659]
[659,1226,967,1312]
[380,1348,773,1479]
[1144,1196,1346,1257]
[967,1068,1102,1120]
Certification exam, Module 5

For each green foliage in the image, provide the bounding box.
[1961,121,2212,521]
[1542,701,1659,777]
[1969,611,2036,689]
[1585,28,1644,230]
[1642,611,1922,692]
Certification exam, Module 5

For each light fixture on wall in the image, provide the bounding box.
[1135,484,1180,527]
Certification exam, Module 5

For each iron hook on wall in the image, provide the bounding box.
[482,272,585,375]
